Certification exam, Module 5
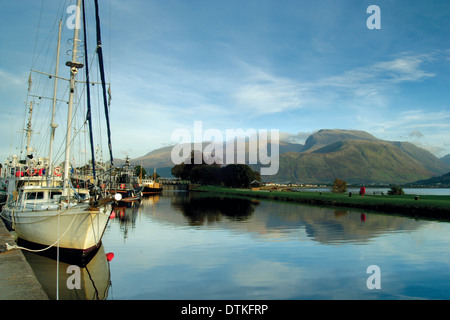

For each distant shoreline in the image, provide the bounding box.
[292,186,450,196]
[192,186,450,221]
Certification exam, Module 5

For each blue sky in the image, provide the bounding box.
[1,0,450,163]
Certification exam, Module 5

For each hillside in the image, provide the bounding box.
[301,129,381,152]
[441,154,450,166]
[414,171,450,186]
[275,139,442,184]
[388,141,449,175]
[115,129,450,184]
[117,140,303,172]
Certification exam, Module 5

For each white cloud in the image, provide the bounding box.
[109,49,450,156]
[318,53,436,97]
[408,130,424,139]
[0,69,24,87]
[374,59,435,83]
[234,81,304,114]
[279,131,313,144]
[231,52,439,118]
[353,109,450,157]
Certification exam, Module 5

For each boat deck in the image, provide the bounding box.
[0,220,48,300]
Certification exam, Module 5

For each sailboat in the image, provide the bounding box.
[0,0,120,258]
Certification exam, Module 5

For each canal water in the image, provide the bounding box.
[24,190,450,300]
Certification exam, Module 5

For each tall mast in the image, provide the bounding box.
[25,101,34,160]
[94,0,114,167]
[63,0,83,196]
[82,0,97,180]
[48,19,62,179]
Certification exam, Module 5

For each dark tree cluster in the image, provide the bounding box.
[171,151,260,188]
[387,186,405,195]
[331,178,348,193]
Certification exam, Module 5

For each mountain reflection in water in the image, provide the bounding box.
[141,192,423,245]
[100,192,449,299]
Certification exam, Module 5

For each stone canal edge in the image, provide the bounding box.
[0,219,48,300]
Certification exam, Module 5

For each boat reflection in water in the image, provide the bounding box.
[22,244,112,300]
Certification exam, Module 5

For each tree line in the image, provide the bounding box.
[331,177,405,195]
[171,151,261,188]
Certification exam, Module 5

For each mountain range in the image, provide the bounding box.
[116,129,450,185]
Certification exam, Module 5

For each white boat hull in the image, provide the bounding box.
[2,203,111,252]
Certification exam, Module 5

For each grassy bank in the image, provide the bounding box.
[192,186,450,220]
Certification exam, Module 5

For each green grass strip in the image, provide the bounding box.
[192,186,450,221]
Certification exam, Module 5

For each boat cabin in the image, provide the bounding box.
[11,186,81,211]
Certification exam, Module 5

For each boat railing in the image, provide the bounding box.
[1,165,64,181]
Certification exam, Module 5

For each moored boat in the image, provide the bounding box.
[2,185,113,255]
[141,179,163,195]
[0,0,119,256]
[109,156,144,201]
[141,169,163,195]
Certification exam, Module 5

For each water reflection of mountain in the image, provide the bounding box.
[133,192,425,245]
[23,244,111,300]
[251,201,424,244]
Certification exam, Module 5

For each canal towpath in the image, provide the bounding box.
[0,220,48,300]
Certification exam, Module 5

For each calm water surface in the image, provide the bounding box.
[22,190,450,300]
[97,191,450,300]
